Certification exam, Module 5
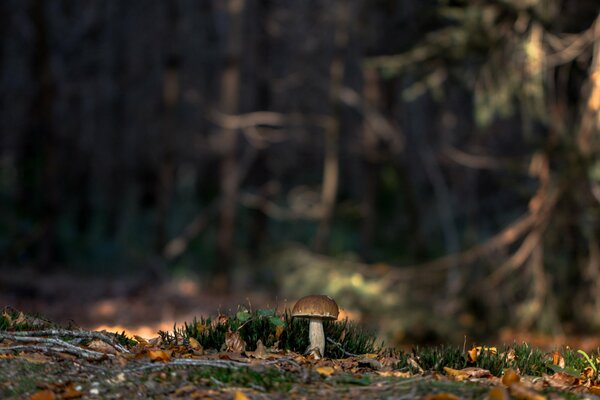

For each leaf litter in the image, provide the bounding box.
[2,308,600,399]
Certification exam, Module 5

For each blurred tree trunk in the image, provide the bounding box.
[25,0,59,270]
[247,0,272,264]
[216,0,245,291]
[155,0,180,253]
[315,1,350,253]
[359,67,380,262]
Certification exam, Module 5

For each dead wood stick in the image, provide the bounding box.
[5,329,130,353]
[0,333,108,359]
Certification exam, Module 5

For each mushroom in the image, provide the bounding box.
[291,294,339,359]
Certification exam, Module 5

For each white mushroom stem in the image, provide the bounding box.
[308,318,325,357]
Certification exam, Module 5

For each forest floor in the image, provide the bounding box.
[2,270,600,398]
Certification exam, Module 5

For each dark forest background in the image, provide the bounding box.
[1,0,600,342]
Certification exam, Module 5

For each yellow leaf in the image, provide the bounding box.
[20,353,51,364]
[363,353,379,359]
[444,367,491,381]
[146,350,171,362]
[234,390,250,400]
[195,321,207,334]
[316,366,335,376]
[134,335,150,346]
[188,337,202,351]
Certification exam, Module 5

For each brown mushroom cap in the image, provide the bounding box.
[292,295,339,320]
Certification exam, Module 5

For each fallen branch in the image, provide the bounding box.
[5,329,130,353]
[0,339,106,360]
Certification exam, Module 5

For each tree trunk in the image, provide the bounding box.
[216,0,245,292]
[315,1,350,253]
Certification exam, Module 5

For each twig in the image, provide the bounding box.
[125,358,248,372]
[0,342,106,360]
[326,337,359,357]
[5,329,130,353]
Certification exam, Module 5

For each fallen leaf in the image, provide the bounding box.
[61,383,83,399]
[30,390,55,400]
[467,346,497,363]
[377,370,412,378]
[188,337,203,351]
[316,366,335,376]
[87,339,117,354]
[550,351,565,368]
[14,312,27,325]
[508,382,546,400]
[195,321,207,334]
[488,386,510,400]
[542,372,577,389]
[225,331,246,352]
[133,335,150,346]
[234,390,250,400]
[444,367,491,381]
[274,325,284,340]
[423,393,460,400]
[211,314,229,328]
[20,353,51,364]
[146,350,172,362]
[589,385,600,396]
[248,339,268,359]
[502,368,520,386]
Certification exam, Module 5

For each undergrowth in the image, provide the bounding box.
[159,307,379,357]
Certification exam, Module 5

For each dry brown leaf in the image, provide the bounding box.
[508,382,546,400]
[14,312,27,325]
[408,357,424,373]
[274,325,284,340]
[61,383,83,399]
[501,349,516,362]
[315,366,335,376]
[211,314,229,328]
[581,366,595,381]
[589,385,600,395]
[502,368,520,386]
[542,372,577,389]
[488,386,510,400]
[423,393,460,400]
[30,390,56,400]
[248,339,268,359]
[87,339,117,354]
[225,331,246,353]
